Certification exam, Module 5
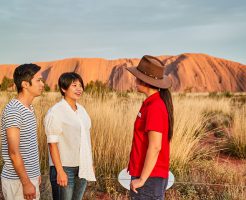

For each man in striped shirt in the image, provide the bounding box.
[1,64,44,200]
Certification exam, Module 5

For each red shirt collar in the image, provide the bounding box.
[143,92,160,105]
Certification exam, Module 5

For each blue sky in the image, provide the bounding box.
[0,0,245,64]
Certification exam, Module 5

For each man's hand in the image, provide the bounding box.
[57,169,68,187]
[130,178,145,193]
[22,181,36,200]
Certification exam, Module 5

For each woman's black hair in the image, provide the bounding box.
[159,88,174,141]
[58,72,84,96]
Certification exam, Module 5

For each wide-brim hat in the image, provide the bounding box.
[126,55,172,89]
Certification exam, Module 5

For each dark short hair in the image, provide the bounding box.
[58,72,84,96]
[13,64,41,93]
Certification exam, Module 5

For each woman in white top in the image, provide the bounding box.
[44,72,96,200]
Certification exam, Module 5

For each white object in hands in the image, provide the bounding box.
[118,168,175,190]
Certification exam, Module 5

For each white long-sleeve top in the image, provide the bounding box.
[44,98,96,181]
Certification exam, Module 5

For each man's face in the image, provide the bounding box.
[27,71,44,97]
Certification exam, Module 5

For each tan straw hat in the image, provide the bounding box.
[126,55,172,89]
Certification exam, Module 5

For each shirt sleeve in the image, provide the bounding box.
[44,110,62,143]
[145,103,166,133]
[4,106,22,129]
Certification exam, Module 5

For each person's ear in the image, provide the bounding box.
[21,81,30,90]
[61,88,66,94]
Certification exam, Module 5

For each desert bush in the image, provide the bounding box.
[222,106,246,158]
[203,110,233,137]
[44,83,51,92]
[221,91,233,98]
[208,91,218,98]
[0,76,14,91]
[84,80,112,95]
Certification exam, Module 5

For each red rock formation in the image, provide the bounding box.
[0,53,245,92]
[162,53,246,92]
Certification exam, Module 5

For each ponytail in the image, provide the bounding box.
[159,89,174,141]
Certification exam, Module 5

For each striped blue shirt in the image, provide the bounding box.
[1,99,40,179]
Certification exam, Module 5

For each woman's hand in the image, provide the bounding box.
[48,143,68,187]
[57,169,68,187]
[130,178,145,193]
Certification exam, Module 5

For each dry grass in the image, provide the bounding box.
[222,105,246,158]
[0,91,245,199]
[231,106,246,158]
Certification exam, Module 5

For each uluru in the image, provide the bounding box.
[0,53,245,92]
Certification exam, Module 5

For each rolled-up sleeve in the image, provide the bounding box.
[44,110,62,143]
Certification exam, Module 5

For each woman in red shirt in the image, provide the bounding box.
[126,55,174,200]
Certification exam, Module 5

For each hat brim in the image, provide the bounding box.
[126,66,172,89]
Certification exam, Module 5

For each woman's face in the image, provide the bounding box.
[136,78,146,93]
[63,79,83,100]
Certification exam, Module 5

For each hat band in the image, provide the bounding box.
[137,67,163,80]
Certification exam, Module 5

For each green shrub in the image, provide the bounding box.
[0,76,14,91]
[209,92,218,98]
[44,83,51,92]
[84,80,112,94]
[221,91,233,98]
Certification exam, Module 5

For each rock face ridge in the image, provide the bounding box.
[0,53,245,92]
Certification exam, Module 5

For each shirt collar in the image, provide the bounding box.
[13,99,34,113]
[61,98,79,113]
[143,92,160,105]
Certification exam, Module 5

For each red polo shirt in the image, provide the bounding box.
[128,92,169,178]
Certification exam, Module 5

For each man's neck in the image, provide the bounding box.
[16,92,34,109]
